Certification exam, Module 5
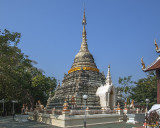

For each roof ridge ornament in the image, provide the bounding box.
[141,39,160,72]
[141,57,146,69]
[155,39,158,50]
[155,39,160,53]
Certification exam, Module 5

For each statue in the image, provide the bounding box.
[38,100,41,105]
[71,96,76,109]
[30,107,33,112]
[116,102,121,111]
[47,91,52,105]
[36,100,44,110]
[130,100,135,109]
[63,99,69,111]
[21,104,25,114]
[25,106,29,114]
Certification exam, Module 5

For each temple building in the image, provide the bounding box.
[141,40,160,104]
[46,9,116,110]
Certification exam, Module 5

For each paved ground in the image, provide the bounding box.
[0,116,60,128]
[0,116,143,128]
[88,123,143,128]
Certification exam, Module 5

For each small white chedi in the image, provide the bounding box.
[96,65,116,110]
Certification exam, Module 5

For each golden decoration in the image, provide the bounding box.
[68,67,81,74]
[155,39,159,51]
[71,96,75,105]
[63,99,69,111]
[68,67,99,74]
[141,57,146,69]
[82,67,99,72]
[116,102,121,110]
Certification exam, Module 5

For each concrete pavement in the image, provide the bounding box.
[0,116,143,128]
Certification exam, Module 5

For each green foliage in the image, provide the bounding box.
[131,71,157,108]
[118,76,133,104]
[118,72,157,108]
[31,74,56,105]
[0,29,57,114]
[0,29,23,101]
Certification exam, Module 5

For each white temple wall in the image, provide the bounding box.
[96,86,116,110]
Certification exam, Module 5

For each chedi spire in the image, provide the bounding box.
[80,8,88,52]
[82,8,87,25]
[105,65,112,85]
[68,7,99,74]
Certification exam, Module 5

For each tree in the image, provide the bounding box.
[131,71,157,108]
[118,76,133,104]
[0,29,23,101]
[118,72,157,108]
[0,29,57,114]
[30,73,56,107]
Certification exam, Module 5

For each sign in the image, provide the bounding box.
[0,99,4,103]
[11,100,18,103]
[0,100,4,103]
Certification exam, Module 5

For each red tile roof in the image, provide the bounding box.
[143,56,160,72]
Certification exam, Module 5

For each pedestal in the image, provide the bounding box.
[52,108,56,115]
[101,108,106,114]
[62,110,70,118]
[126,114,138,124]
[117,109,123,115]
[136,108,140,114]
[123,108,129,115]
[106,106,111,110]
[86,109,90,115]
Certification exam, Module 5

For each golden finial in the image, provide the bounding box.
[80,6,88,52]
[155,39,159,51]
[108,64,110,68]
[82,7,87,37]
[82,4,86,25]
[141,57,146,69]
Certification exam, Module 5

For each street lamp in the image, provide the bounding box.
[0,99,5,116]
[145,99,150,112]
[11,100,18,120]
[83,95,88,128]
[145,99,150,128]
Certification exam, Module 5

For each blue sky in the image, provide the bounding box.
[1,0,160,86]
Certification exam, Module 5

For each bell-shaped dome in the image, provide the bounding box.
[72,45,97,69]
